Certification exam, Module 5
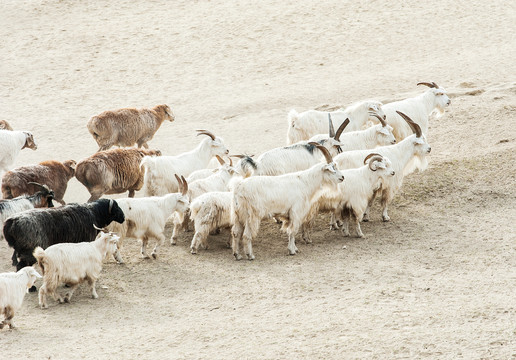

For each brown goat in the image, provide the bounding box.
[0,120,13,131]
[87,104,174,152]
[1,160,75,205]
[75,148,162,202]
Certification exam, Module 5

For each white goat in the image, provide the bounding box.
[0,267,41,329]
[286,100,385,144]
[106,175,189,260]
[141,130,229,196]
[303,155,395,242]
[186,168,218,183]
[381,82,451,141]
[333,111,431,222]
[309,114,396,151]
[236,118,345,177]
[189,191,233,254]
[0,130,37,176]
[171,156,237,244]
[33,229,120,309]
[231,144,344,260]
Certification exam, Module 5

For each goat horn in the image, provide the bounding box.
[227,156,233,167]
[396,111,422,138]
[308,142,333,164]
[367,155,384,171]
[372,113,387,127]
[108,199,114,214]
[181,175,188,195]
[328,114,335,138]
[27,182,50,192]
[417,82,439,89]
[174,174,183,193]
[363,153,382,165]
[93,224,105,231]
[334,118,350,141]
[215,155,225,166]
[196,129,216,140]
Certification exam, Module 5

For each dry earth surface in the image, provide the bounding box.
[1,0,515,359]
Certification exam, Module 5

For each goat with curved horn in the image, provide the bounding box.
[308,142,333,164]
[195,129,216,140]
[328,114,336,138]
[215,155,226,166]
[334,118,350,142]
[372,114,387,128]
[174,174,188,196]
[395,111,422,138]
[27,182,52,193]
[417,82,439,89]
[367,155,384,171]
[363,153,382,165]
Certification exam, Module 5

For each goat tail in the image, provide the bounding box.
[140,156,155,196]
[287,109,299,128]
[33,247,48,275]
[86,116,101,138]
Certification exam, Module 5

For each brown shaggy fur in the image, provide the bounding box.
[75,148,162,202]
[0,120,13,131]
[1,160,76,205]
[87,104,174,151]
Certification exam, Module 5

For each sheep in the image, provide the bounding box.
[87,104,174,152]
[0,130,37,176]
[381,82,451,141]
[309,114,397,151]
[0,120,13,131]
[189,191,233,254]
[75,148,162,202]
[231,143,345,260]
[286,100,385,144]
[2,160,76,205]
[333,111,431,222]
[235,118,346,177]
[105,175,189,261]
[33,228,120,309]
[170,156,237,244]
[3,198,125,272]
[303,154,395,242]
[0,267,41,329]
[141,130,229,196]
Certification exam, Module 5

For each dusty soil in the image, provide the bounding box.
[1,1,515,359]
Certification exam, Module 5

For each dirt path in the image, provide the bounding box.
[1,1,515,359]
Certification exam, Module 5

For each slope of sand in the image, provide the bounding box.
[1,1,515,358]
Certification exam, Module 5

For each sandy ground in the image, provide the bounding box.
[1,0,515,359]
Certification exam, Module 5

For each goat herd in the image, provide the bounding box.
[0,82,451,329]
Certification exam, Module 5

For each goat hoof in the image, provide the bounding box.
[190,249,197,255]
[151,253,158,259]
[234,253,242,261]
[247,255,255,260]
[382,216,390,222]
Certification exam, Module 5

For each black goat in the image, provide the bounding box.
[4,198,125,271]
